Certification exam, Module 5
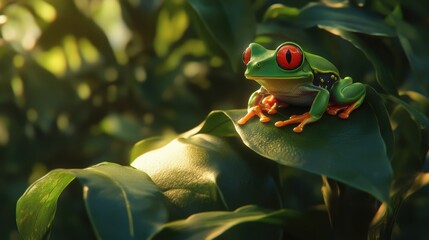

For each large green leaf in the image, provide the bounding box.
[319,27,398,96]
[185,0,255,70]
[129,136,175,162]
[198,102,392,203]
[387,6,429,93]
[131,134,282,220]
[151,205,299,240]
[264,3,396,37]
[16,162,167,240]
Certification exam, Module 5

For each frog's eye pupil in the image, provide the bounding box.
[277,44,303,70]
[286,50,292,63]
[243,47,251,65]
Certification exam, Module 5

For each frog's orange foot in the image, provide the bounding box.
[274,112,313,133]
[262,95,286,115]
[327,102,360,120]
[238,105,271,125]
[326,104,348,116]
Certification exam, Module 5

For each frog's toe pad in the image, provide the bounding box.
[274,121,286,127]
[260,116,271,123]
[327,109,338,116]
[267,109,277,115]
[293,126,304,133]
[338,112,349,119]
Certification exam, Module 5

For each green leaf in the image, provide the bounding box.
[100,113,144,142]
[366,87,394,160]
[130,136,174,162]
[16,171,75,240]
[387,94,429,197]
[322,177,380,239]
[19,60,77,132]
[151,205,299,240]
[319,27,398,96]
[185,0,256,70]
[264,3,396,37]
[131,134,281,220]
[369,93,429,239]
[199,102,392,203]
[388,6,429,93]
[16,162,168,240]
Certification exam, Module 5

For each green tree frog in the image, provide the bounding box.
[238,42,366,133]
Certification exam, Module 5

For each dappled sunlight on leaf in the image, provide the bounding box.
[78,38,100,64]
[88,0,132,64]
[34,46,67,77]
[154,7,189,57]
[34,36,101,77]
[101,113,144,142]
[30,0,57,23]
[2,5,41,50]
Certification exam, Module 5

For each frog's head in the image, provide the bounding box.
[242,42,313,82]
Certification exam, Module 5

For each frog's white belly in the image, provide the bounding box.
[254,78,317,106]
[270,91,316,106]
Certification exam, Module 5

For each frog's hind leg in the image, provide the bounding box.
[275,88,330,133]
[328,77,366,119]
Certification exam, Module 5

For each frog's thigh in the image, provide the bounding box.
[309,88,330,119]
[332,77,366,104]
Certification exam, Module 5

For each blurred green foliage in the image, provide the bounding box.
[1,0,244,238]
[2,0,429,239]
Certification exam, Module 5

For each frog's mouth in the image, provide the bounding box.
[245,74,313,96]
[245,75,311,81]
[245,73,314,85]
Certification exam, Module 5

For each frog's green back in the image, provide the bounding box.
[305,52,339,75]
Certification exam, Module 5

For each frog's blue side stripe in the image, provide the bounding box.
[312,70,339,90]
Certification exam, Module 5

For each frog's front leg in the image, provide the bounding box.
[261,95,287,115]
[327,77,366,119]
[275,87,329,133]
[238,88,281,125]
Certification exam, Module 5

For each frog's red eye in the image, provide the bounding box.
[243,47,251,65]
[276,44,303,70]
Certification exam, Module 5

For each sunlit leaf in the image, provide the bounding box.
[264,3,396,37]
[198,101,392,202]
[130,136,174,162]
[152,205,299,239]
[131,134,282,220]
[16,171,74,240]
[16,162,168,240]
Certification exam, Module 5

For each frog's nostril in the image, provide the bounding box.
[256,63,261,68]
